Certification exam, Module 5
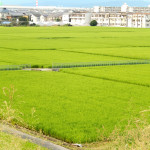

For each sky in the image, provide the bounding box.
[1,0,150,7]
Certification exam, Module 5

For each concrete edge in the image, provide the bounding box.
[0,123,70,150]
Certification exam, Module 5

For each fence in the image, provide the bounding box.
[52,59,150,69]
[0,64,31,71]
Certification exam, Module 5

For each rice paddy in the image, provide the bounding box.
[0,26,150,144]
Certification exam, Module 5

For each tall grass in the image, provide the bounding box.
[0,85,24,125]
[0,85,39,129]
[0,86,47,149]
[85,109,150,150]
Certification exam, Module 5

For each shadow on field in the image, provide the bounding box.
[100,37,119,38]
[0,47,18,51]
[23,48,57,51]
[128,46,150,47]
[38,37,73,40]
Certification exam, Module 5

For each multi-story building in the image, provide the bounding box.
[91,12,127,27]
[93,3,150,13]
[93,6,121,13]
[127,13,150,28]
[63,12,150,28]
[62,3,150,28]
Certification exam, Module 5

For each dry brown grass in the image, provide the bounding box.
[0,86,47,149]
[0,85,24,126]
[83,109,150,150]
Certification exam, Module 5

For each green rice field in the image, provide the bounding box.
[0,27,150,66]
[0,27,150,143]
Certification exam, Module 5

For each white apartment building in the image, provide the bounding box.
[66,12,128,27]
[63,11,150,28]
[93,3,150,13]
[93,6,121,13]
[62,3,150,28]
[64,13,91,25]
[91,12,127,27]
[128,13,150,28]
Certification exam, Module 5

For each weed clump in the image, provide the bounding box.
[0,85,23,125]
[0,86,39,129]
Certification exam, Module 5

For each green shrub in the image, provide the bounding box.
[31,65,40,68]
[90,20,98,26]
[64,24,72,26]
[19,17,29,26]
[56,18,61,22]
[30,23,36,26]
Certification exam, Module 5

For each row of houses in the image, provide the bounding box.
[0,8,62,24]
[31,12,62,23]
[0,8,31,21]
[0,3,150,28]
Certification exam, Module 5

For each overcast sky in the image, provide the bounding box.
[1,0,150,7]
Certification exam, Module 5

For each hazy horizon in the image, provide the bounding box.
[1,0,150,7]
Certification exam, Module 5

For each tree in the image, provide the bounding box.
[90,20,98,26]
[19,17,29,26]
[56,18,61,22]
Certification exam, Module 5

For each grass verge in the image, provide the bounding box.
[0,130,47,150]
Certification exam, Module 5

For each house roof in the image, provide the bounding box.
[31,12,42,17]
[8,12,24,17]
[47,13,63,17]
[0,8,9,13]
